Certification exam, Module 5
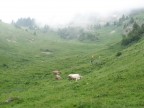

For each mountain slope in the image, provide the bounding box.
[0,20,144,108]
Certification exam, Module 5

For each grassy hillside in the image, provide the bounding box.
[0,19,144,108]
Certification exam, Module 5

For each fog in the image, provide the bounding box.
[0,0,144,27]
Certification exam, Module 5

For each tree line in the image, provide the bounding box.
[12,17,37,29]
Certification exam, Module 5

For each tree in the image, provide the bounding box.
[139,24,144,34]
[105,22,110,26]
[129,17,134,24]
[42,25,50,33]
[121,22,143,45]
[133,22,140,31]
[15,17,37,29]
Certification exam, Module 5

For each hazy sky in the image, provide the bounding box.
[0,0,144,26]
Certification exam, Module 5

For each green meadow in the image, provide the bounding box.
[0,15,144,108]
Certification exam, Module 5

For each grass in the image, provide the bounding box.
[0,20,144,108]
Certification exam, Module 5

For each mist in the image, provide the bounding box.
[0,0,144,27]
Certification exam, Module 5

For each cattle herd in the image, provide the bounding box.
[52,70,82,81]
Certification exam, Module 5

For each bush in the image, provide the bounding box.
[116,52,122,57]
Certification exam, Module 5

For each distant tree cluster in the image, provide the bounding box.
[14,17,37,29]
[78,30,99,42]
[122,22,144,45]
[87,24,101,30]
[57,27,83,40]
[57,27,99,42]
[112,14,129,27]
[118,15,129,25]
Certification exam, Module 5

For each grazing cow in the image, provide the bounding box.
[53,70,61,75]
[55,74,62,80]
[68,74,82,81]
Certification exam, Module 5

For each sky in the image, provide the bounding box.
[0,0,144,26]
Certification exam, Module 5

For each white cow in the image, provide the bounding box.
[68,74,82,81]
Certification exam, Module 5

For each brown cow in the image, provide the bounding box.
[55,74,62,80]
[53,70,61,75]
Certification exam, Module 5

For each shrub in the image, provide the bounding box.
[116,52,122,57]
